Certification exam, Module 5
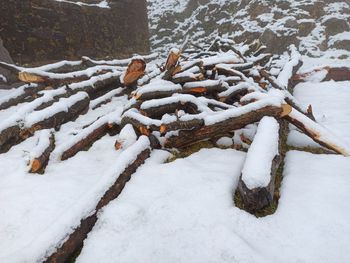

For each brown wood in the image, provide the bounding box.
[122,58,146,87]
[60,123,110,161]
[165,104,289,148]
[284,108,350,156]
[236,119,282,213]
[29,132,55,173]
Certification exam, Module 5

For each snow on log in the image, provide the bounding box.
[165,98,292,148]
[28,129,55,173]
[182,79,227,95]
[201,50,244,69]
[133,79,182,101]
[89,88,124,110]
[0,83,43,110]
[120,58,146,87]
[114,124,137,150]
[140,94,210,119]
[17,65,121,84]
[237,117,282,212]
[81,53,158,67]
[284,108,350,156]
[121,109,162,136]
[44,136,152,263]
[67,71,121,98]
[218,82,257,103]
[276,45,302,89]
[55,112,120,161]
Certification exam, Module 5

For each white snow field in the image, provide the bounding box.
[77,149,350,263]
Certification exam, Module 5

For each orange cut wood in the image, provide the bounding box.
[123,59,146,87]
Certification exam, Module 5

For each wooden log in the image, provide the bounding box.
[59,121,110,161]
[17,65,119,85]
[29,130,55,173]
[236,117,282,213]
[121,109,161,136]
[44,137,151,263]
[165,101,292,148]
[160,118,204,134]
[182,80,226,95]
[259,69,315,120]
[284,108,350,156]
[0,83,46,110]
[121,58,146,87]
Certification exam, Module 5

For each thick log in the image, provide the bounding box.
[236,117,282,213]
[165,102,292,148]
[284,108,350,156]
[160,118,204,134]
[0,92,91,152]
[29,130,55,173]
[182,80,226,95]
[0,83,46,110]
[44,138,151,263]
[121,109,161,136]
[59,122,110,161]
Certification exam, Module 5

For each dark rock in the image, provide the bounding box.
[0,37,15,84]
[330,39,350,51]
[260,28,299,54]
[297,21,316,37]
[0,0,150,65]
[323,18,350,36]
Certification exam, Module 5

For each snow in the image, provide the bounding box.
[288,80,350,149]
[241,117,279,189]
[202,51,243,67]
[115,124,138,150]
[29,129,53,161]
[123,109,162,127]
[0,134,150,262]
[216,136,233,147]
[183,79,222,89]
[205,97,283,125]
[76,149,350,263]
[0,83,38,105]
[24,91,89,128]
[135,79,182,96]
[52,0,110,8]
[89,88,124,109]
[276,45,301,88]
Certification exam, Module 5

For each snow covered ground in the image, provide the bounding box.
[76,149,350,263]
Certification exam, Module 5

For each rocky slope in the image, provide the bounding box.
[147,0,350,57]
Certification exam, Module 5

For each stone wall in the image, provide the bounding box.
[0,0,150,65]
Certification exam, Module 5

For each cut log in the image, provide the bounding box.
[182,79,226,95]
[165,99,291,148]
[121,109,161,135]
[133,79,182,101]
[284,108,350,156]
[29,130,55,173]
[0,83,46,110]
[236,117,282,212]
[44,136,151,263]
[121,58,146,87]
[58,118,111,161]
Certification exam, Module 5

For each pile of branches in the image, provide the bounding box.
[1,37,349,216]
[2,36,350,262]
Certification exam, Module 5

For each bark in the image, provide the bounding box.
[122,58,146,87]
[236,119,282,213]
[165,104,291,148]
[60,123,110,161]
[141,101,199,119]
[29,132,55,173]
[0,84,46,110]
[284,108,350,156]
